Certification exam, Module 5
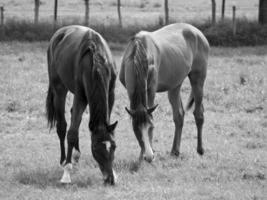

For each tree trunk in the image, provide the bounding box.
[211,0,216,25]
[117,0,122,27]
[34,0,40,24]
[259,0,267,24]
[164,0,169,25]
[54,0,58,28]
[221,0,225,21]
[84,0,89,26]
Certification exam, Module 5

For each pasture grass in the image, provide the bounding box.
[0,42,266,199]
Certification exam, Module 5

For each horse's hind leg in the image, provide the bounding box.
[168,85,184,156]
[188,66,206,155]
[53,82,68,165]
[69,107,81,164]
[61,93,86,183]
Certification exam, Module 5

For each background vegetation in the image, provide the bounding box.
[0,0,266,46]
[1,18,267,46]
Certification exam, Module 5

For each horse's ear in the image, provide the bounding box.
[88,42,96,54]
[125,107,134,117]
[147,104,158,115]
[107,121,118,133]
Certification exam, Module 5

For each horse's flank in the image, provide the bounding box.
[120,23,209,95]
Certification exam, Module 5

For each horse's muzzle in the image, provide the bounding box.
[103,170,117,185]
[144,154,155,163]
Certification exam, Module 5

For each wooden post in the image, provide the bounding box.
[221,0,225,21]
[117,0,122,27]
[259,0,267,24]
[232,5,236,36]
[0,6,4,26]
[84,0,89,26]
[54,0,58,29]
[211,0,216,25]
[164,0,169,25]
[34,0,40,24]
[0,6,4,37]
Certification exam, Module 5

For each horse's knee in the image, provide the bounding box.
[193,109,204,126]
[173,110,184,126]
[56,120,67,140]
[57,120,67,131]
[67,129,78,145]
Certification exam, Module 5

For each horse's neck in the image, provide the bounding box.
[89,90,109,127]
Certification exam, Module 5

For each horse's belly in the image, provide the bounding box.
[156,60,191,92]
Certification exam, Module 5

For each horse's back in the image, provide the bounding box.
[150,23,209,90]
[152,23,209,63]
[47,25,115,93]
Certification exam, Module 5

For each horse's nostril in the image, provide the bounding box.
[144,155,154,163]
[104,175,115,186]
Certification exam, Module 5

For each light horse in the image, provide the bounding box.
[120,23,209,162]
[46,25,118,185]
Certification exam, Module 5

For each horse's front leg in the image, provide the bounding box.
[167,85,185,157]
[60,95,86,183]
[147,87,156,152]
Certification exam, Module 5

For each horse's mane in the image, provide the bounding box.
[127,37,149,111]
[89,54,110,131]
[80,31,110,131]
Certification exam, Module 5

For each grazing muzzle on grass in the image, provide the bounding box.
[90,121,117,185]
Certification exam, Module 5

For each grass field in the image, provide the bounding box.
[3,0,259,25]
[0,42,266,200]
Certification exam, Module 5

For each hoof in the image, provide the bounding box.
[197,148,204,156]
[60,163,72,184]
[72,149,81,164]
[59,160,66,168]
[171,150,180,157]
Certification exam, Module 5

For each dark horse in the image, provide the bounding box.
[120,23,209,162]
[46,25,118,185]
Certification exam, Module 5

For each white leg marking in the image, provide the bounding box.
[60,163,72,183]
[113,169,118,183]
[72,149,81,164]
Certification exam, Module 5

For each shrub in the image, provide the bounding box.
[1,18,266,47]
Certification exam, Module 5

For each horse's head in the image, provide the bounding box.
[126,105,158,163]
[90,121,118,185]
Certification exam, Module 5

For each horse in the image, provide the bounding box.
[46,25,118,185]
[119,23,209,162]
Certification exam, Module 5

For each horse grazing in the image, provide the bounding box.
[120,23,209,162]
[46,25,118,185]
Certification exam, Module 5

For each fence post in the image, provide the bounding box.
[232,5,236,36]
[164,0,169,25]
[0,6,4,38]
[221,0,225,21]
[34,0,40,24]
[117,0,122,27]
[84,0,89,26]
[54,0,58,30]
[211,0,216,25]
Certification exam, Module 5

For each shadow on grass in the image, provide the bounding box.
[14,166,94,189]
[114,159,141,173]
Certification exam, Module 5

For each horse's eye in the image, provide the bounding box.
[111,144,116,150]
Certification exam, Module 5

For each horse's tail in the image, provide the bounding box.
[186,91,194,111]
[46,47,56,130]
[46,84,56,130]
